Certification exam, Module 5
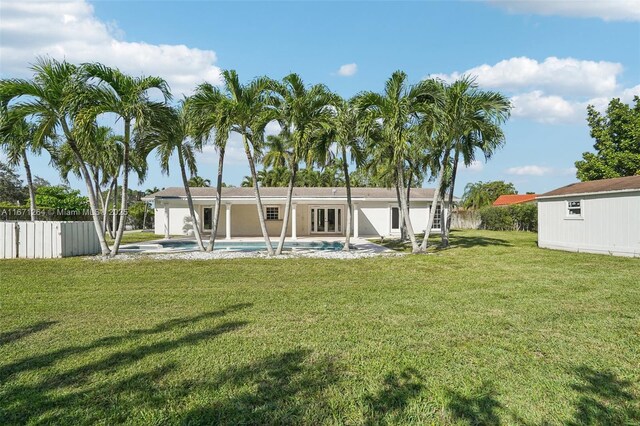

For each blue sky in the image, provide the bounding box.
[1,0,639,195]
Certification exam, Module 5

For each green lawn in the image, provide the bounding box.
[105,230,165,245]
[1,230,639,425]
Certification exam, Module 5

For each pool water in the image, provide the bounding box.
[120,240,346,253]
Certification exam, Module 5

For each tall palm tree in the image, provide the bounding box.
[421,76,510,249]
[325,97,365,251]
[193,70,276,254]
[355,71,443,253]
[0,58,111,255]
[441,80,510,246]
[270,74,334,255]
[262,134,292,170]
[0,114,50,221]
[153,105,206,251]
[188,82,233,252]
[79,63,171,256]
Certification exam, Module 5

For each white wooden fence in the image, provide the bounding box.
[0,221,100,259]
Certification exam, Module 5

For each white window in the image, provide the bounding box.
[567,200,582,217]
[265,206,280,220]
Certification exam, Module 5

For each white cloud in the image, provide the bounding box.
[490,0,640,22]
[510,91,580,123]
[431,56,639,124]
[463,160,484,172]
[0,0,222,96]
[506,165,553,176]
[431,56,622,97]
[336,63,358,77]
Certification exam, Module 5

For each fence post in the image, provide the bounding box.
[14,222,20,258]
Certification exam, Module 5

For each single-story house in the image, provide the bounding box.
[143,187,448,239]
[537,175,640,257]
[492,194,537,206]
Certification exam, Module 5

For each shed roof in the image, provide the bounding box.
[539,175,640,198]
[144,186,438,200]
[492,194,537,206]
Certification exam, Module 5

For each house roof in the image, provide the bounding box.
[492,194,537,206]
[144,186,439,201]
[539,175,640,198]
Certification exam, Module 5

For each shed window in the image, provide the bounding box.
[432,205,442,229]
[567,200,581,217]
[266,206,280,220]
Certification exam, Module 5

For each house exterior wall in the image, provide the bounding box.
[538,191,640,257]
[153,198,440,238]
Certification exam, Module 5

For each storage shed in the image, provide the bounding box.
[537,175,640,257]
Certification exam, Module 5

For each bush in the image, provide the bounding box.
[479,204,537,232]
[127,201,154,229]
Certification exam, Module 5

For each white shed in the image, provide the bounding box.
[537,175,640,257]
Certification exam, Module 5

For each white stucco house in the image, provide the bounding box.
[143,187,447,239]
[537,175,640,257]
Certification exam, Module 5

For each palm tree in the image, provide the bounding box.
[441,80,510,246]
[194,70,276,254]
[262,135,292,170]
[0,114,50,221]
[270,73,334,255]
[355,71,443,253]
[188,82,234,252]
[187,176,211,187]
[420,76,510,249]
[0,58,111,255]
[326,97,365,251]
[153,105,206,251]
[79,63,171,256]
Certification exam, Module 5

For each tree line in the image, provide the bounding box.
[0,58,511,257]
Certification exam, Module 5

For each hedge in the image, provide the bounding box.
[479,204,537,232]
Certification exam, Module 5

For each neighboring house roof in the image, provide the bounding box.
[492,194,537,206]
[539,175,640,199]
[144,186,444,201]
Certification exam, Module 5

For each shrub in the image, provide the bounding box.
[479,204,537,232]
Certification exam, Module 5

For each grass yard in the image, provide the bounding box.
[1,230,639,425]
[105,230,165,245]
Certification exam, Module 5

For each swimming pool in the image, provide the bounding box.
[120,240,347,253]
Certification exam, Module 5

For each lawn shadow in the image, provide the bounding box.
[363,368,425,425]
[179,349,340,425]
[445,381,502,425]
[443,233,512,250]
[0,320,58,345]
[0,303,251,382]
[567,366,640,425]
[0,304,251,424]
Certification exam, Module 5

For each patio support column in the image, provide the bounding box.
[291,203,297,241]
[164,205,170,239]
[225,203,231,240]
[353,203,359,239]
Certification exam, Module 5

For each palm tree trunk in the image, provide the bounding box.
[110,119,130,257]
[396,162,421,253]
[60,121,110,256]
[394,182,406,241]
[442,148,460,248]
[242,134,274,255]
[275,163,297,255]
[103,182,113,236]
[405,168,413,241]
[178,148,205,251]
[421,150,449,251]
[22,150,36,222]
[111,175,118,238]
[207,146,226,252]
[341,146,352,252]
